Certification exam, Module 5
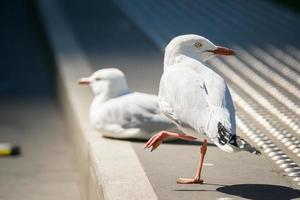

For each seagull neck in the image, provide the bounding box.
[164,53,193,70]
[93,93,111,104]
[92,78,130,103]
[93,86,130,104]
[164,47,199,69]
[94,90,130,104]
[164,46,181,67]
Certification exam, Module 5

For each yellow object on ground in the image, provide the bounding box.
[0,143,20,156]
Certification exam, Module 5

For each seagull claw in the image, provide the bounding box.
[144,132,165,151]
[177,177,204,184]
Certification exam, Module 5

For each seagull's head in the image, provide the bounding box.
[164,34,235,66]
[78,68,129,97]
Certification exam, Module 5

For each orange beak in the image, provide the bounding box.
[78,77,90,85]
[209,46,235,56]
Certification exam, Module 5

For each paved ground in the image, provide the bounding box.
[0,1,80,200]
[0,99,80,200]
[59,0,300,199]
[133,141,299,200]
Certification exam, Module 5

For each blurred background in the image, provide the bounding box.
[0,0,299,199]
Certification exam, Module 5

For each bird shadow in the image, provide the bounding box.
[216,184,300,200]
[174,183,300,199]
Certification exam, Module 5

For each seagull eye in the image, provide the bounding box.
[194,42,202,48]
[95,77,101,81]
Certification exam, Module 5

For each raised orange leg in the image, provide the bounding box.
[144,131,196,151]
[145,131,208,184]
[177,139,208,184]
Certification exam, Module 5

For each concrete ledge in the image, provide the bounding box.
[35,0,158,199]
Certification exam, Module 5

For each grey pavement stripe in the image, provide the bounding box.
[266,45,300,74]
[211,58,300,157]
[251,47,300,86]
[287,46,300,61]
[221,56,300,128]
[235,46,300,102]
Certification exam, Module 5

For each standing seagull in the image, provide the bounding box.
[78,68,174,140]
[145,35,261,184]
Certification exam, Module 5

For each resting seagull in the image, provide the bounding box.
[78,68,174,140]
[145,34,261,184]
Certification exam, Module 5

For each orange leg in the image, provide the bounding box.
[145,131,208,184]
[144,131,196,151]
[177,139,208,184]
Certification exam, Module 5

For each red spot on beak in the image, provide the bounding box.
[78,77,90,85]
[210,46,235,56]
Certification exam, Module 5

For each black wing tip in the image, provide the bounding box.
[217,122,223,129]
[218,122,237,146]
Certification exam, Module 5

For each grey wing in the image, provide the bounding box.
[203,72,236,135]
[121,93,174,133]
[95,93,173,139]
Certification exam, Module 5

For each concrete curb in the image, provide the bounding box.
[35,0,158,199]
